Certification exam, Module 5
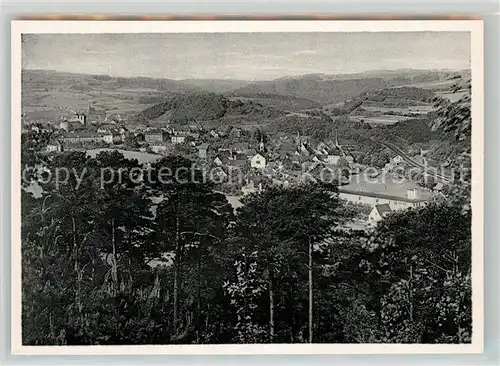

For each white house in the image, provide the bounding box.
[241,180,263,196]
[324,155,341,165]
[391,155,404,165]
[433,182,444,192]
[213,157,224,166]
[46,140,64,152]
[103,133,113,144]
[407,188,418,200]
[171,135,186,144]
[103,131,121,144]
[368,204,393,226]
[250,153,267,170]
[345,155,354,164]
[198,143,209,159]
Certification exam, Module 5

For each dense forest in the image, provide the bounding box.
[133,93,284,124]
[325,99,364,116]
[359,86,435,104]
[21,155,472,345]
[20,92,473,345]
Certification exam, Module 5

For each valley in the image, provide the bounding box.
[22,68,469,201]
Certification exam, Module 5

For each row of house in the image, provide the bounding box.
[46,130,124,152]
[209,126,244,139]
[47,107,133,151]
[273,139,354,168]
[144,129,201,145]
[205,139,268,171]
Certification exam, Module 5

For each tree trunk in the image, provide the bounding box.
[308,236,313,343]
[269,268,275,342]
[196,251,202,342]
[173,215,180,326]
[127,229,133,291]
[409,263,413,322]
[72,217,81,311]
[111,218,118,295]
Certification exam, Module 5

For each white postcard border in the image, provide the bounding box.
[10,19,484,356]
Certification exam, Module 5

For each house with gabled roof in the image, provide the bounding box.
[211,166,229,182]
[316,142,330,155]
[229,127,242,138]
[46,139,64,152]
[145,129,167,143]
[391,155,404,165]
[213,156,224,167]
[103,130,122,144]
[433,182,445,192]
[368,204,393,226]
[250,153,267,170]
[198,143,210,159]
[97,123,116,134]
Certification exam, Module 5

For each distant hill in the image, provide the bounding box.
[133,92,285,125]
[232,77,387,105]
[179,79,250,93]
[225,92,321,112]
[22,69,198,94]
[23,68,467,105]
[22,69,468,124]
[230,69,465,105]
[134,93,227,123]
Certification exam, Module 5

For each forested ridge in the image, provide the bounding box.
[133,92,284,124]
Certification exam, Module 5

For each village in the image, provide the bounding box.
[23,102,447,229]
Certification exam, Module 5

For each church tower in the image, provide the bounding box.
[259,136,265,152]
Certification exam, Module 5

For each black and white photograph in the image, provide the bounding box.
[12,20,483,354]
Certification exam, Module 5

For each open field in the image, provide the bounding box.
[86,148,162,164]
[349,114,416,125]
[22,88,159,122]
[435,90,468,102]
[364,116,411,125]
[361,105,435,114]
[402,79,460,90]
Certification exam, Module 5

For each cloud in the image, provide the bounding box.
[225,53,286,61]
[82,49,116,55]
[252,65,286,71]
[294,50,318,55]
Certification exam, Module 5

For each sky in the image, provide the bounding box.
[22,32,471,81]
